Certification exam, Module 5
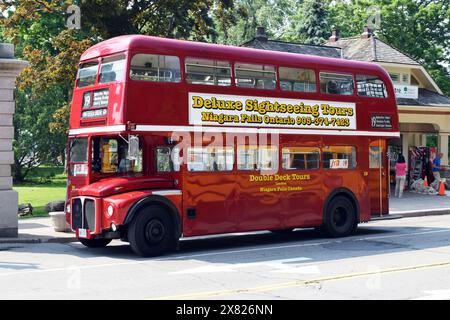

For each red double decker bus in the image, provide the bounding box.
[66,35,399,256]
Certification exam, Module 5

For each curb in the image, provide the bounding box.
[395,209,450,218]
[0,236,78,245]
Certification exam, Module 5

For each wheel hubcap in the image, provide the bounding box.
[333,207,348,228]
[145,219,165,244]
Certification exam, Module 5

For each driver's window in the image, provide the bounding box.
[92,137,143,174]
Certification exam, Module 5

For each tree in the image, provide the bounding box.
[214,0,297,45]
[285,0,329,44]
[0,0,238,181]
[328,0,450,95]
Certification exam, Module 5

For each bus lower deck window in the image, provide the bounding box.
[187,147,234,172]
[237,146,278,171]
[282,147,320,170]
[323,146,357,169]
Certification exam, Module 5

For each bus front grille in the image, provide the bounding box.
[71,198,96,232]
[72,198,83,230]
[84,199,96,231]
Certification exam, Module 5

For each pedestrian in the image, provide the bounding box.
[432,152,446,184]
[395,154,407,198]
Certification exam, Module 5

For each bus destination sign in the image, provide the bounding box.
[189,93,356,130]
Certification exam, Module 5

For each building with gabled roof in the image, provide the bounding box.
[244,26,450,165]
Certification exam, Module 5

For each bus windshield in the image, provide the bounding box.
[69,138,88,176]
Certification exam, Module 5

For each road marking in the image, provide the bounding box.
[1,229,449,278]
[170,229,450,260]
[413,290,450,300]
[171,257,311,274]
[150,261,450,300]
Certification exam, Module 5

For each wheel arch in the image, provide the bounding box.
[322,188,360,224]
[124,195,182,239]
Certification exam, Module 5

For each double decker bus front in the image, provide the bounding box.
[66,48,181,242]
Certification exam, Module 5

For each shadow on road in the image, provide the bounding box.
[4,224,450,267]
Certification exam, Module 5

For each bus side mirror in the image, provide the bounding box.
[129,135,140,159]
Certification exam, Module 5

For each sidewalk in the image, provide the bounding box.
[2,191,450,244]
[390,190,450,217]
[0,217,76,244]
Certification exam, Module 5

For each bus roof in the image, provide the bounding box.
[80,35,387,76]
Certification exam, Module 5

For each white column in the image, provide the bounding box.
[421,134,428,147]
[414,133,421,147]
[0,43,27,238]
[439,134,449,166]
[402,133,409,164]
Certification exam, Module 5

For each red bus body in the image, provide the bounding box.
[66,35,399,255]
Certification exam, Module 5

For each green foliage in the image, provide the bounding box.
[328,0,450,95]
[285,0,329,44]
[214,0,297,45]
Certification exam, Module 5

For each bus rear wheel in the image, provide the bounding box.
[79,238,112,248]
[323,196,357,237]
[128,205,175,257]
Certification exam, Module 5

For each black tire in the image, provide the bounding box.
[79,238,112,248]
[322,196,358,237]
[270,228,294,234]
[128,205,175,257]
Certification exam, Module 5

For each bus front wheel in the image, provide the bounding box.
[128,205,175,257]
[323,196,357,238]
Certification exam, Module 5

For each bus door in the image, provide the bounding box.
[369,139,389,215]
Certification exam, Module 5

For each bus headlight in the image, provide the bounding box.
[66,204,71,213]
[106,205,114,217]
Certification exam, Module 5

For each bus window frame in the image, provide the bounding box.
[234,62,278,91]
[185,57,233,87]
[322,145,358,170]
[127,51,183,85]
[129,53,182,83]
[319,71,356,97]
[355,73,389,99]
[76,58,101,89]
[99,54,127,85]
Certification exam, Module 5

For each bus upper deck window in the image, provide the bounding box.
[99,55,126,84]
[356,75,388,98]
[77,62,98,88]
[279,67,316,93]
[186,58,231,86]
[235,63,276,90]
[320,72,354,95]
[130,54,181,82]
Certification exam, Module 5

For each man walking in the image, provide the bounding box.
[432,153,445,186]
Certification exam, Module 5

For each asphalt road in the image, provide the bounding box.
[1,215,450,300]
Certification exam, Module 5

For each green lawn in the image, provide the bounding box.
[14,166,67,219]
